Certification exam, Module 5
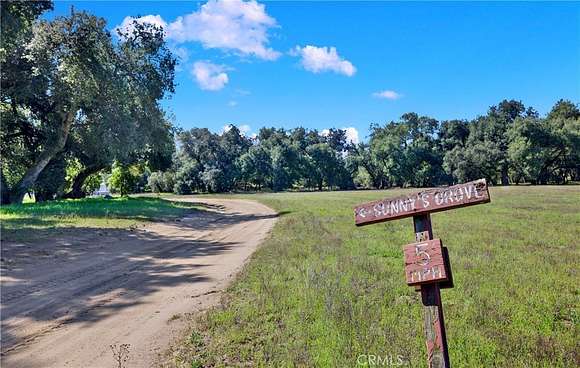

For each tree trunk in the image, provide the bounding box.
[34,191,51,202]
[501,165,509,186]
[9,111,75,203]
[1,171,10,205]
[64,164,105,199]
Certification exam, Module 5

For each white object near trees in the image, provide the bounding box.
[93,181,110,197]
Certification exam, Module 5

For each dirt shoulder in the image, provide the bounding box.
[1,198,277,368]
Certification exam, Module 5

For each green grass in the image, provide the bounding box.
[0,196,198,242]
[172,186,580,368]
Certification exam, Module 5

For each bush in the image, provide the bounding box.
[173,181,192,195]
[173,159,202,194]
[201,167,226,193]
[148,171,164,193]
[82,172,102,194]
[109,163,138,196]
[162,171,175,192]
[134,167,151,193]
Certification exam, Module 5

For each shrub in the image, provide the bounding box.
[109,163,138,196]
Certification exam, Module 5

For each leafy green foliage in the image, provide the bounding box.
[82,173,102,194]
[306,143,346,190]
[508,100,580,184]
[354,112,446,188]
[148,171,175,193]
[109,163,138,196]
[201,167,228,193]
[171,125,358,194]
[239,145,272,190]
[0,0,53,62]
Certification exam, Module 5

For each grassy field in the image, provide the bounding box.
[0,197,198,242]
[170,186,579,368]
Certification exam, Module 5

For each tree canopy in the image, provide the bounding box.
[1,2,176,203]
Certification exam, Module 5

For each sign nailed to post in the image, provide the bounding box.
[353,179,491,368]
[354,179,490,226]
[404,239,447,286]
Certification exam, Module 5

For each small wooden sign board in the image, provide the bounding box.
[353,179,491,368]
[354,179,490,226]
[404,239,447,286]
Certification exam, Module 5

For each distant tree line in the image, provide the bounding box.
[149,99,579,195]
[354,100,580,188]
[149,126,356,194]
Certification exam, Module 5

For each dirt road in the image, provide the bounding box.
[1,198,277,368]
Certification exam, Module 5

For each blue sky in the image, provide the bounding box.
[49,1,580,142]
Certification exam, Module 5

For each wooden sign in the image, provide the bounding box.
[353,178,491,368]
[354,179,490,226]
[404,239,447,286]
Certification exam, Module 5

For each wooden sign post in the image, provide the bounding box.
[354,179,491,368]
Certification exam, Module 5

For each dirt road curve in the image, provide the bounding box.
[1,198,277,368]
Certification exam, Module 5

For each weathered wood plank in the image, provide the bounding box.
[404,239,448,286]
[413,215,450,368]
[439,245,454,289]
[354,179,490,226]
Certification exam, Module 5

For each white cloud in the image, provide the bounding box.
[343,127,359,144]
[115,15,168,37]
[235,89,251,96]
[192,61,229,91]
[228,100,238,107]
[292,45,356,76]
[170,0,280,60]
[222,123,251,136]
[320,127,359,144]
[172,46,189,62]
[172,47,189,72]
[116,0,280,61]
[372,90,402,100]
[238,124,251,135]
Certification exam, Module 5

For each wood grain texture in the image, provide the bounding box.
[404,239,448,286]
[414,215,450,368]
[354,179,490,226]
